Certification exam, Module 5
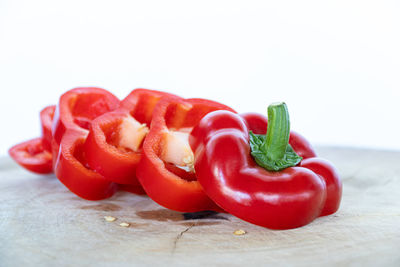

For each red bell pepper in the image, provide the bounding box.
[40,105,56,152]
[84,89,178,185]
[55,129,118,200]
[136,96,235,212]
[190,103,342,229]
[8,138,53,174]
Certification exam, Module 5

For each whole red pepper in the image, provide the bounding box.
[190,103,342,229]
[84,89,178,185]
[136,96,235,212]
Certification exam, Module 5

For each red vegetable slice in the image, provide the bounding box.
[136,96,235,212]
[52,87,120,145]
[51,87,120,169]
[55,130,117,200]
[40,105,56,152]
[9,138,53,174]
[84,89,178,185]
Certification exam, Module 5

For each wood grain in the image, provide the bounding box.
[1,147,399,266]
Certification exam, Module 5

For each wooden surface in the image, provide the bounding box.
[1,147,400,267]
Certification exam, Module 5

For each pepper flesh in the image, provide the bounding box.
[136,96,235,212]
[190,110,342,229]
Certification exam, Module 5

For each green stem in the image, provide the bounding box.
[264,102,290,162]
[248,102,302,171]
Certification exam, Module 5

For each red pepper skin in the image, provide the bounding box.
[300,158,342,216]
[51,87,120,169]
[190,110,341,229]
[84,89,178,185]
[84,111,142,185]
[54,130,117,200]
[136,97,235,212]
[119,88,179,122]
[52,87,120,146]
[9,105,56,174]
[240,112,342,216]
[8,138,53,174]
[40,105,56,152]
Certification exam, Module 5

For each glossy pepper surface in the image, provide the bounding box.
[190,103,342,229]
[136,96,235,212]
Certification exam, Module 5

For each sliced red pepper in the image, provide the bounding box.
[190,103,342,229]
[9,138,53,174]
[84,89,178,185]
[40,105,56,152]
[136,96,235,212]
[51,87,120,168]
[9,105,56,174]
[52,87,120,145]
[54,129,117,200]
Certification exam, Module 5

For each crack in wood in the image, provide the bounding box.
[171,223,196,254]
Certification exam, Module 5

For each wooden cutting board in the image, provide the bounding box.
[1,147,399,266]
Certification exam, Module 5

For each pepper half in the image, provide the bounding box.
[190,103,342,229]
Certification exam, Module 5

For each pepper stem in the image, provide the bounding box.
[264,102,290,161]
[248,102,302,171]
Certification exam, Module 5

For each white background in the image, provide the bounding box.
[1,0,399,156]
